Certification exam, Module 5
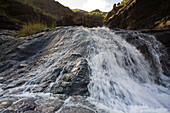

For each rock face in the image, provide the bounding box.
[141,30,170,76]
[60,106,95,113]
[0,27,90,96]
[50,57,90,96]
[57,9,105,27]
[0,27,96,113]
[118,30,170,78]
[104,4,123,22]
[105,0,170,30]
[73,14,104,27]
[0,96,95,113]
[141,30,170,55]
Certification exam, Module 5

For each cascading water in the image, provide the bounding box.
[0,26,169,113]
[85,28,170,113]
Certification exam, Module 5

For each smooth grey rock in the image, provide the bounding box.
[59,107,95,113]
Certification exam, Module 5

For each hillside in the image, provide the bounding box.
[16,0,74,19]
[70,9,106,27]
[0,0,74,30]
[0,0,106,30]
[1,0,169,30]
[105,0,170,30]
[0,0,57,30]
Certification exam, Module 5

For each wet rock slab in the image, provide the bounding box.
[0,96,96,113]
[59,106,95,113]
[0,27,93,113]
[0,27,90,97]
[50,57,90,96]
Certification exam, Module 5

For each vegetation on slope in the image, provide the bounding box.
[72,9,88,14]
[72,9,107,17]
[87,12,106,17]
[105,0,170,30]
[16,23,48,37]
[0,0,75,36]
[117,0,130,7]
[0,0,57,31]
[0,0,107,34]
[16,0,74,20]
[71,9,106,27]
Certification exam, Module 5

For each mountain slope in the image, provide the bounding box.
[0,0,75,30]
[16,0,74,19]
[0,0,56,30]
[105,0,170,30]
[0,0,105,30]
[67,9,106,27]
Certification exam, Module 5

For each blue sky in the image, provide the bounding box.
[56,0,123,12]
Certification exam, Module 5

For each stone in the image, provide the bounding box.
[24,110,39,113]
[59,107,95,113]
[50,58,90,96]
[36,101,64,113]
[10,99,36,112]
[0,100,13,111]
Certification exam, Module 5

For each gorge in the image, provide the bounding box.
[0,0,170,113]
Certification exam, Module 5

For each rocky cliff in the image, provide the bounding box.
[105,0,170,30]
[57,9,105,27]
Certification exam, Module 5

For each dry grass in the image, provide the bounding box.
[17,23,48,37]
[72,9,88,13]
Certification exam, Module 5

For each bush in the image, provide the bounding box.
[87,12,105,17]
[72,9,88,13]
[17,23,48,37]
[117,0,130,7]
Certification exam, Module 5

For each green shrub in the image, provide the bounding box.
[17,23,48,37]
[72,9,88,13]
[86,12,106,17]
[117,0,130,7]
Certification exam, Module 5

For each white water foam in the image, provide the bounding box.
[84,27,170,113]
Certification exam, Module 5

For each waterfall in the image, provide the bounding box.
[84,28,170,113]
[0,26,169,113]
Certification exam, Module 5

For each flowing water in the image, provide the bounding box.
[85,28,170,113]
[0,26,170,113]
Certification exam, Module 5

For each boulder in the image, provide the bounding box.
[59,107,95,113]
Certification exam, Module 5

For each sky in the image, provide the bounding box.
[55,0,123,12]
